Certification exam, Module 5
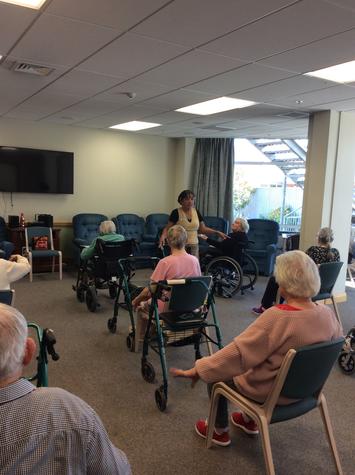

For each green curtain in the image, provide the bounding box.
[191,138,234,224]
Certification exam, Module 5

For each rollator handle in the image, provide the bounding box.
[44,328,60,361]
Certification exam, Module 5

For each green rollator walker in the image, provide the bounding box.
[0,290,59,387]
[140,276,223,411]
[107,256,159,352]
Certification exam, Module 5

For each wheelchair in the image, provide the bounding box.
[338,327,355,375]
[140,276,223,411]
[0,290,59,387]
[107,255,159,352]
[200,244,258,298]
[72,238,136,313]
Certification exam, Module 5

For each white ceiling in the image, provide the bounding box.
[1,0,355,138]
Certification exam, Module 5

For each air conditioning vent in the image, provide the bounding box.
[12,62,54,76]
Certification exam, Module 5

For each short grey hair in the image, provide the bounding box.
[236,217,249,233]
[167,225,187,249]
[0,304,28,379]
[99,220,116,235]
[274,250,320,299]
[317,227,334,246]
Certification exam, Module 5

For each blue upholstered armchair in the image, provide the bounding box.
[72,213,108,264]
[144,213,169,242]
[0,217,14,259]
[113,214,148,255]
[247,219,279,276]
[199,216,229,254]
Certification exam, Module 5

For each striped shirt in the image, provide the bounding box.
[0,379,131,475]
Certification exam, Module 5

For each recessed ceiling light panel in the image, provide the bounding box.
[176,96,256,115]
[109,121,161,131]
[0,0,47,8]
[305,59,355,83]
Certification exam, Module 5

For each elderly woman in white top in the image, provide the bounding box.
[0,254,31,289]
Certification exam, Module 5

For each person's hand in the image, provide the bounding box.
[132,296,140,311]
[158,236,166,249]
[198,234,208,240]
[217,231,229,240]
[170,367,200,387]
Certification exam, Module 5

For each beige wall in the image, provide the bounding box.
[0,118,177,223]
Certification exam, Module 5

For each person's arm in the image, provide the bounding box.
[171,315,272,384]
[198,221,228,240]
[132,286,151,310]
[5,255,31,282]
[80,238,98,261]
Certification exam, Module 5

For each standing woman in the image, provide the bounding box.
[159,190,227,258]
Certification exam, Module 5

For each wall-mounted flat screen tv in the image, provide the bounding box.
[0,146,74,194]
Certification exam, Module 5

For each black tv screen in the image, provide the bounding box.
[0,146,74,194]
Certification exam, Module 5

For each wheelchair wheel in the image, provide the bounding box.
[76,284,85,303]
[155,386,167,412]
[141,360,155,383]
[205,256,242,298]
[107,318,117,334]
[338,352,355,374]
[86,286,98,312]
[241,253,258,292]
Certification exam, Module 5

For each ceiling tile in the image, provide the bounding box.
[0,3,36,53]
[136,51,246,89]
[189,63,294,95]
[47,0,168,31]
[133,0,301,47]
[200,0,355,62]
[78,33,188,77]
[259,28,355,73]
[267,84,355,107]
[11,13,118,68]
[46,70,123,97]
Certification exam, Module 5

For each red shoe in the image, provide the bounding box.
[231,412,259,435]
[195,420,231,447]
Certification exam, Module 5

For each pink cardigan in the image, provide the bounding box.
[195,304,342,403]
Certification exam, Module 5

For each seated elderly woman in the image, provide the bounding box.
[0,254,30,289]
[80,220,124,262]
[252,226,340,315]
[200,217,249,265]
[171,250,342,446]
[132,225,201,344]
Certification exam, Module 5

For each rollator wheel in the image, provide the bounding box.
[76,285,85,303]
[126,333,135,352]
[109,284,118,299]
[338,352,355,374]
[86,286,98,312]
[107,318,117,334]
[155,386,167,412]
[141,361,155,383]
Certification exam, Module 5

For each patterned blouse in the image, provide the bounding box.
[306,246,340,264]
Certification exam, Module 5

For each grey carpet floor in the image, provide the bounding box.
[12,270,355,475]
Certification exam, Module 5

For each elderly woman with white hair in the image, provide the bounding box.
[200,217,249,265]
[132,225,201,347]
[252,226,340,315]
[171,250,342,447]
[80,220,124,261]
